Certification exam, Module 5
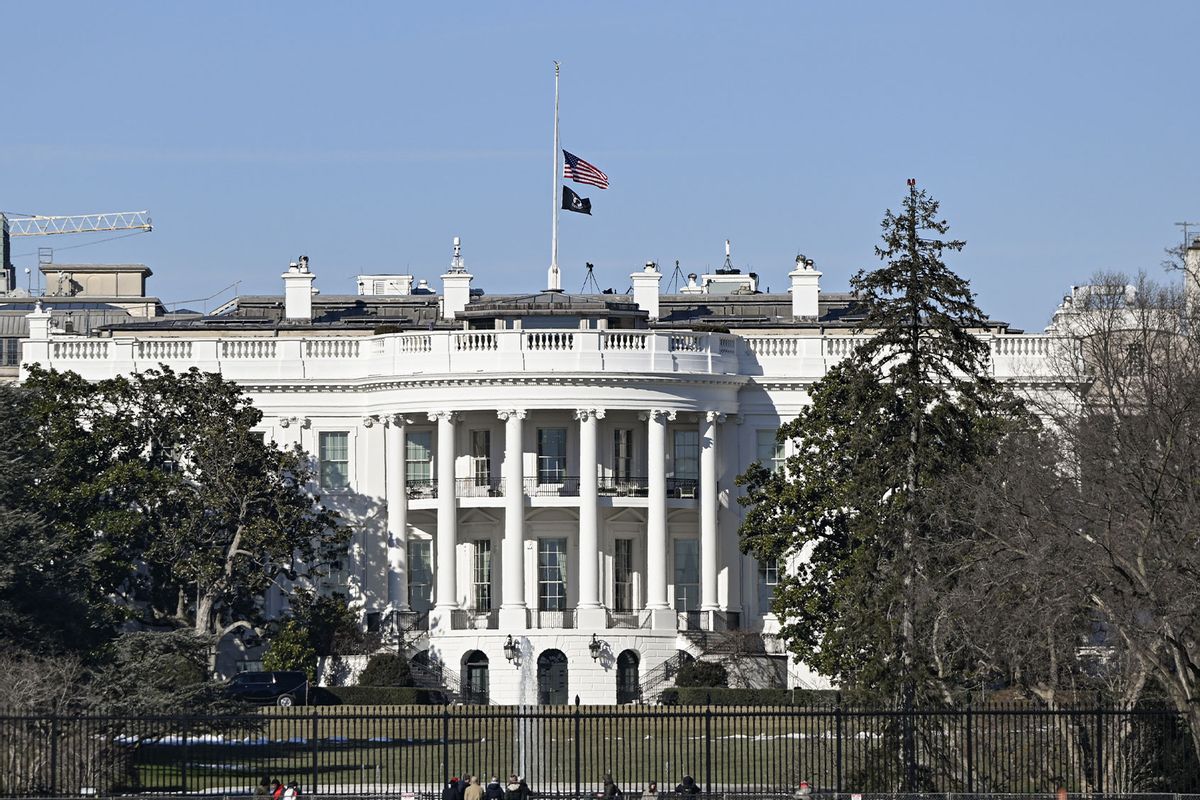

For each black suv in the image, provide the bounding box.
[225,671,310,707]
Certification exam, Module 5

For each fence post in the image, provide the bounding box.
[834,693,843,798]
[442,704,451,785]
[704,698,712,795]
[181,715,190,793]
[965,703,974,793]
[1094,693,1104,792]
[574,696,582,800]
[48,715,59,797]
[310,709,319,794]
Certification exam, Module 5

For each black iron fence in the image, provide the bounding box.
[0,704,1195,797]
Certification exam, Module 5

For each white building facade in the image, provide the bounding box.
[20,249,1062,704]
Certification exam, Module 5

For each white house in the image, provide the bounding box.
[20,242,1067,704]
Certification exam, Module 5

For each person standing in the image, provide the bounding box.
[645,782,658,797]
[675,776,700,796]
[602,773,623,800]
[465,776,485,800]
[485,776,504,800]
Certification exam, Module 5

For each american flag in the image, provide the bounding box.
[563,150,609,189]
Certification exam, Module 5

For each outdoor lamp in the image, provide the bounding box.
[588,633,602,661]
[503,634,519,663]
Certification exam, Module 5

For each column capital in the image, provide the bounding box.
[278,416,310,429]
[573,408,606,422]
[639,409,677,422]
[428,410,458,423]
[496,409,528,421]
[385,414,413,428]
[704,411,727,425]
[361,415,378,428]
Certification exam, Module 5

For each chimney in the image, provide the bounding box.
[1186,236,1200,316]
[789,254,822,319]
[631,261,662,320]
[26,299,52,341]
[441,236,474,320]
[282,255,316,320]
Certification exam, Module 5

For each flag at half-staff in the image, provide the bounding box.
[563,150,609,189]
[562,186,592,215]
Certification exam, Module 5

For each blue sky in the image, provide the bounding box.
[2,2,1196,330]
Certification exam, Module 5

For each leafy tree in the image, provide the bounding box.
[289,589,367,657]
[738,182,1024,706]
[90,630,238,714]
[21,365,348,669]
[356,653,413,687]
[262,620,318,681]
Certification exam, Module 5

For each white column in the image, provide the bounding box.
[385,416,409,611]
[430,411,458,628]
[576,408,606,627]
[498,409,528,629]
[700,411,722,616]
[644,408,675,629]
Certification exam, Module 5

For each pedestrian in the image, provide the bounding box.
[486,776,505,800]
[603,773,623,800]
[465,776,485,800]
[645,782,658,797]
[517,775,533,800]
[458,773,471,800]
[504,774,523,800]
[793,781,811,800]
[282,781,300,800]
[254,776,271,796]
[675,776,700,796]
[443,778,461,800]
[270,780,284,800]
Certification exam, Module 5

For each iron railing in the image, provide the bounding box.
[450,609,498,630]
[405,479,437,500]
[455,477,504,497]
[0,705,1194,796]
[597,476,650,496]
[524,477,581,497]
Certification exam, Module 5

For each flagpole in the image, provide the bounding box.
[548,61,561,292]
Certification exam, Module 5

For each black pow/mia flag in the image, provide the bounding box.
[562,185,592,215]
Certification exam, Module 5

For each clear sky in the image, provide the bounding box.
[2,2,1197,330]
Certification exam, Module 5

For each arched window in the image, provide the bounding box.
[616,650,640,704]
[537,649,569,705]
[462,650,490,705]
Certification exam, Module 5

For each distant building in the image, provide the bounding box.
[21,241,1059,703]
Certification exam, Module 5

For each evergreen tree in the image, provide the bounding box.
[738,182,1024,708]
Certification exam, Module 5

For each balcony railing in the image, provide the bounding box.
[406,479,437,500]
[524,476,580,497]
[393,609,430,632]
[677,610,704,631]
[455,477,504,498]
[667,478,699,499]
[451,609,498,630]
[529,609,575,629]
[607,609,650,629]
[597,476,649,497]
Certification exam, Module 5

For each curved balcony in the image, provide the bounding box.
[35,328,742,384]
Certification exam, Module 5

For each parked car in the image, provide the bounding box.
[225,670,310,707]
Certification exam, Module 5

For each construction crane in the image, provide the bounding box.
[4,210,152,237]
[1,210,152,294]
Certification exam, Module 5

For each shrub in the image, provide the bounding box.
[674,660,728,687]
[318,686,445,705]
[660,687,838,706]
[356,653,413,687]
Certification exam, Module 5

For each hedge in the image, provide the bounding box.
[315,686,448,705]
[659,687,839,706]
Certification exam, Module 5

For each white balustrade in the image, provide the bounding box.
[220,339,277,359]
[396,334,432,353]
[526,331,574,351]
[305,338,360,359]
[454,332,498,351]
[137,339,193,360]
[51,339,110,360]
[602,331,648,351]
[745,336,799,357]
[669,334,702,352]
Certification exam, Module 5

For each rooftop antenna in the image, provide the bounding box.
[722,239,734,271]
[580,262,601,293]
[1176,221,1200,251]
[665,259,687,293]
[449,236,466,273]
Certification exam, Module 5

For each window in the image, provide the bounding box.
[759,559,783,614]
[613,538,634,612]
[406,431,433,484]
[537,428,567,484]
[471,430,492,485]
[673,538,700,612]
[756,429,786,474]
[538,538,568,611]
[473,540,493,611]
[613,429,633,480]
[319,431,350,489]
[408,540,433,612]
[673,430,699,481]
[1,338,19,367]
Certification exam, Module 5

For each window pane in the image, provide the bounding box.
[471,430,491,484]
[759,558,783,613]
[473,540,492,611]
[538,538,568,611]
[406,431,433,483]
[756,429,786,474]
[613,429,633,480]
[673,538,699,611]
[537,428,567,483]
[614,538,634,612]
[408,540,433,612]
[673,430,699,481]
[319,431,350,489]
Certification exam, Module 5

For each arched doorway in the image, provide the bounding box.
[462,650,489,705]
[616,650,640,704]
[537,649,569,705]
